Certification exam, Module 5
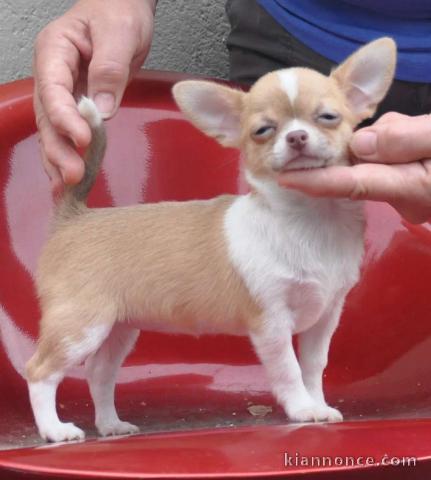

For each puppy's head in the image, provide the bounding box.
[173,38,396,178]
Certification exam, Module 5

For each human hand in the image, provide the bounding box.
[278,113,431,224]
[33,0,156,190]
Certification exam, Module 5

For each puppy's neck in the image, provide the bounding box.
[244,170,362,227]
[245,170,322,212]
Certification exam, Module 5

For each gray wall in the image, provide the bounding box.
[0,0,230,84]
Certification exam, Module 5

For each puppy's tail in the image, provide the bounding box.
[57,97,106,220]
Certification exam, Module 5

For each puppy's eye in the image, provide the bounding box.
[252,125,276,140]
[320,113,338,121]
[316,112,341,126]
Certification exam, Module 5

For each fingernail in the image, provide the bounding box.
[351,131,377,157]
[94,92,115,116]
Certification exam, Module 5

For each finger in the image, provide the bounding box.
[391,201,431,224]
[350,115,431,164]
[42,151,66,199]
[34,25,91,147]
[41,147,63,188]
[373,111,406,125]
[38,113,85,185]
[278,163,406,203]
[87,17,141,118]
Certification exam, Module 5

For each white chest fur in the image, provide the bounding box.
[224,174,364,333]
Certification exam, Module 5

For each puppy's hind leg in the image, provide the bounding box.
[26,315,113,442]
[27,370,84,443]
[85,323,140,437]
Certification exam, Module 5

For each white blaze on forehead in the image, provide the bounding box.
[277,70,298,105]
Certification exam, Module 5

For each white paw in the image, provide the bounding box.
[289,404,343,423]
[41,422,85,443]
[97,421,139,437]
[316,405,343,422]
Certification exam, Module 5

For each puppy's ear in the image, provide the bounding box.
[331,37,396,121]
[172,80,245,147]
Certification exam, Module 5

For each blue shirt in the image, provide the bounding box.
[257,0,431,82]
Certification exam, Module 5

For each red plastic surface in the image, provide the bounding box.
[1,71,431,479]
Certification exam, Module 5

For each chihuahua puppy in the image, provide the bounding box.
[26,38,396,442]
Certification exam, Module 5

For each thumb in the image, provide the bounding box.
[87,22,139,118]
[350,115,431,164]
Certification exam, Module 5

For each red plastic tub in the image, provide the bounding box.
[1,71,431,479]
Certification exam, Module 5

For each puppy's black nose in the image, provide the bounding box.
[286,130,308,150]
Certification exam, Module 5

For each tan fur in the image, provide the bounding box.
[26,196,261,382]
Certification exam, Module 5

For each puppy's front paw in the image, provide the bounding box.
[315,405,343,422]
[97,420,139,437]
[41,422,85,443]
[289,404,343,423]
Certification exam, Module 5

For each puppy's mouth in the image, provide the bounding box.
[276,155,329,172]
